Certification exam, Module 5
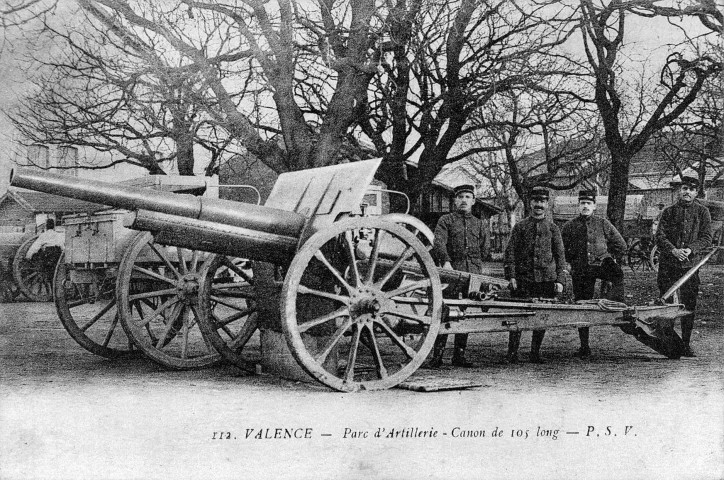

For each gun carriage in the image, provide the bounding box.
[11,160,690,392]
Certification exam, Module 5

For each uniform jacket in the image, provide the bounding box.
[656,200,712,269]
[504,216,566,284]
[561,215,627,272]
[433,211,490,275]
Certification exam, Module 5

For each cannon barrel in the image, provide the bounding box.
[127,210,298,264]
[10,167,307,240]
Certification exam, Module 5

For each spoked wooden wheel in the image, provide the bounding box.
[380,213,435,250]
[116,232,220,369]
[54,252,134,358]
[649,245,659,272]
[197,255,259,372]
[281,218,442,392]
[627,240,651,271]
[12,235,58,301]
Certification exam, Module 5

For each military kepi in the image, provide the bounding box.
[454,184,475,196]
[530,186,549,200]
[578,190,596,202]
[680,175,699,189]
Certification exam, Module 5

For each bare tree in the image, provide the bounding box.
[482,86,606,210]
[7,7,242,175]
[360,0,583,211]
[654,39,724,196]
[578,0,721,231]
[60,0,390,174]
[1,0,56,31]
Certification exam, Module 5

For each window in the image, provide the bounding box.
[28,145,50,169]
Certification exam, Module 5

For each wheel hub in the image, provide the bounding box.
[349,287,385,319]
[176,273,200,303]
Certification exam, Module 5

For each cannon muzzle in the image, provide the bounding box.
[10,167,307,239]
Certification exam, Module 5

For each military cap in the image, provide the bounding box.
[679,175,699,189]
[578,190,597,202]
[453,184,475,196]
[530,186,549,200]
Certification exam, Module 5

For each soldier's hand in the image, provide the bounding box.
[554,282,563,294]
[443,261,453,270]
[681,248,692,259]
[509,278,517,291]
[672,248,688,261]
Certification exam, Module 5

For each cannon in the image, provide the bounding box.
[47,175,259,367]
[10,161,690,392]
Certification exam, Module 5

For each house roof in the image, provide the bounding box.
[628,176,672,191]
[552,195,646,221]
[1,188,104,214]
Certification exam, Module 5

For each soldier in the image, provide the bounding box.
[429,184,490,367]
[561,190,627,358]
[504,187,565,363]
[656,175,712,357]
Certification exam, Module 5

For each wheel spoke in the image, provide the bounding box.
[382,306,432,325]
[314,317,353,365]
[180,310,190,359]
[210,284,255,298]
[365,228,383,284]
[227,314,261,350]
[209,295,251,310]
[297,285,350,304]
[131,265,176,285]
[128,288,178,302]
[140,296,181,328]
[189,250,200,272]
[374,318,418,359]
[177,248,188,275]
[221,257,254,284]
[80,299,116,332]
[68,289,114,308]
[384,278,432,298]
[133,300,145,317]
[374,245,415,289]
[155,303,183,349]
[364,324,388,379]
[101,310,121,347]
[298,306,350,333]
[214,307,257,327]
[212,312,235,339]
[148,242,181,278]
[22,271,39,282]
[343,325,362,383]
[313,250,353,294]
[343,230,361,287]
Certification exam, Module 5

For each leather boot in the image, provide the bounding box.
[425,335,447,368]
[452,334,474,367]
[530,330,545,363]
[681,314,696,357]
[506,331,521,363]
[575,327,591,358]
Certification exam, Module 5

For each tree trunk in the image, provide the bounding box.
[606,150,632,234]
[175,131,195,176]
[314,69,373,167]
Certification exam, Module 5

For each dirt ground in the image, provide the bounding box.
[1,264,723,480]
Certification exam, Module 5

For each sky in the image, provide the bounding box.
[0,1,714,195]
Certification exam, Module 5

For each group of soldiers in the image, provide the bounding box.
[428,176,712,367]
